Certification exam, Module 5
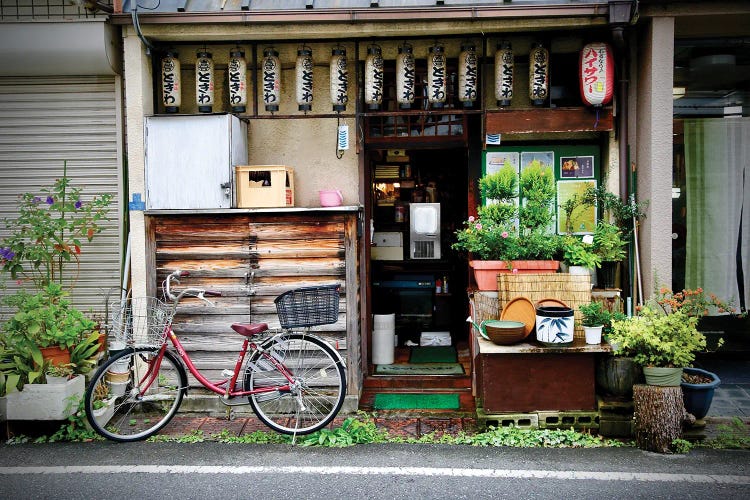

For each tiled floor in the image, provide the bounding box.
[695,358,750,418]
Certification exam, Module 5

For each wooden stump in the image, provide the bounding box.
[633,384,694,453]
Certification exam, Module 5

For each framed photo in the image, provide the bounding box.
[520,151,554,173]
[557,179,597,234]
[486,151,519,175]
[560,155,594,178]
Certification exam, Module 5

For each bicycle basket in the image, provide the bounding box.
[108,296,174,347]
[274,284,341,329]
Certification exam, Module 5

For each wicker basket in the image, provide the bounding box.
[274,284,341,329]
[497,273,592,339]
[469,290,501,324]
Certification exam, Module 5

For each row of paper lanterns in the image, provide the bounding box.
[160,42,612,113]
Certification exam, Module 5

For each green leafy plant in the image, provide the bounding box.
[701,417,750,449]
[46,362,75,379]
[453,159,561,264]
[593,221,627,262]
[608,305,706,367]
[561,236,601,269]
[671,438,693,454]
[0,161,112,290]
[562,185,648,238]
[578,301,612,328]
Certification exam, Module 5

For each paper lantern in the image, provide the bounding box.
[396,43,416,109]
[161,51,181,113]
[228,48,247,113]
[262,48,281,112]
[494,41,513,107]
[364,44,384,110]
[330,47,348,112]
[195,50,214,113]
[296,47,314,112]
[458,43,478,108]
[528,42,549,106]
[579,42,614,107]
[427,43,447,108]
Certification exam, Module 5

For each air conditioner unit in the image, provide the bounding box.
[409,203,441,259]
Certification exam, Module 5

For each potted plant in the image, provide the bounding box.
[578,301,611,344]
[45,363,75,384]
[453,159,561,290]
[592,222,627,289]
[561,235,601,284]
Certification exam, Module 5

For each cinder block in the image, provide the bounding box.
[476,408,538,429]
[538,410,600,429]
[599,416,634,438]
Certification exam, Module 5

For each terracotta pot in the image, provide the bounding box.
[469,260,560,291]
[40,346,71,367]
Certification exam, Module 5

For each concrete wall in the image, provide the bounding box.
[634,17,675,298]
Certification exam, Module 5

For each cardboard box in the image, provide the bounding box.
[371,231,403,261]
[235,165,294,208]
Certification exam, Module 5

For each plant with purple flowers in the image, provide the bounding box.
[0,161,112,290]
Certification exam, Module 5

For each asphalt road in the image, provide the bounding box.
[1,442,749,499]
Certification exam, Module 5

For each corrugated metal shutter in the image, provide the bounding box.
[0,75,122,317]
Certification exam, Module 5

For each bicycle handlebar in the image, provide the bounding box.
[163,269,220,305]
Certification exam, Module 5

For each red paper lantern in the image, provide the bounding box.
[579,42,614,107]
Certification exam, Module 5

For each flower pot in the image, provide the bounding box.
[470,260,559,291]
[597,261,618,289]
[681,367,721,420]
[92,397,116,428]
[3,375,85,420]
[40,346,71,367]
[596,356,642,398]
[569,265,597,287]
[643,366,683,387]
[46,375,71,385]
[535,305,574,346]
[584,325,603,344]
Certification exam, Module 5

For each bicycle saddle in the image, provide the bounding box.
[231,322,269,337]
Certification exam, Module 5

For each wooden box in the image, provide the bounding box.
[235,165,294,208]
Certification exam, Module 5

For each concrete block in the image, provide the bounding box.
[538,410,600,429]
[599,416,634,438]
[476,408,539,429]
[4,375,85,421]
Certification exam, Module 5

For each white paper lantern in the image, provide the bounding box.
[262,48,281,112]
[330,47,348,112]
[364,44,384,110]
[161,51,181,113]
[295,47,314,112]
[427,44,447,108]
[529,42,549,106]
[396,43,415,110]
[195,50,214,113]
[458,43,478,108]
[228,48,247,113]
[495,41,513,107]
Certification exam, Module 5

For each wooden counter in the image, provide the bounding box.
[476,336,611,413]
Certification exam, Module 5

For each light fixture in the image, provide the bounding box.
[262,48,281,113]
[330,46,348,112]
[195,50,214,113]
[161,50,181,114]
[228,48,247,113]
[458,42,478,108]
[494,41,513,107]
[529,42,549,106]
[396,42,416,110]
[579,42,614,107]
[427,43,446,108]
[295,46,314,112]
[364,44,384,110]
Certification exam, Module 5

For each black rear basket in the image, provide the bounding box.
[274,284,341,329]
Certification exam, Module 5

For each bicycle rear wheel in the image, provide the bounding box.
[245,333,346,435]
[84,347,187,442]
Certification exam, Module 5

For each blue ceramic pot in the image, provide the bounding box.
[681,367,721,420]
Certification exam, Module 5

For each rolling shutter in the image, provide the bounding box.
[0,75,122,316]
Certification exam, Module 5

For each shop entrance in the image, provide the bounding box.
[362,146,472,410]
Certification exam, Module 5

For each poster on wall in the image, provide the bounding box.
[560,156,594,178]
[520,151,554,173]
[485,151,519,175]
[557,179,597,234]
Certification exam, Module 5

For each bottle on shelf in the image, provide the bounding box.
[435,278,442,294]
[443,275,449,294]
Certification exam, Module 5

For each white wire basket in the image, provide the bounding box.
[108,296,174,348]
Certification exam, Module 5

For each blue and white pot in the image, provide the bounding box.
[535,305,574,346]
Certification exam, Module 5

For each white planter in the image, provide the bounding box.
[92,397,116,428]
[4,375,85,420]
[46,375,70,385]
[584,325,603,344]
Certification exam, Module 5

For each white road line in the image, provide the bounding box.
[0,465,748,484]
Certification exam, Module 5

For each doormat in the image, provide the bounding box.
[375,363,464,376]
[373,393,460,410]
[409,346,457,364]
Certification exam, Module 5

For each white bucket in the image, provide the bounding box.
[584,325,603,344]
[373,313,396,330]
[372,328,395,365]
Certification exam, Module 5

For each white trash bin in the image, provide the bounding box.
[372,328,395,365]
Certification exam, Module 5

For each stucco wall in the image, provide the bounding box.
[635,17,674,298]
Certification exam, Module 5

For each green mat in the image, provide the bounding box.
[375,363,464,376]
[409,346,457,364]
[373,393,460,410]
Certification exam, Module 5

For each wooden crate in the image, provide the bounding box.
[235,165,294,208]
[497,273,591,338]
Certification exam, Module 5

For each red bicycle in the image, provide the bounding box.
[84,269,347,442]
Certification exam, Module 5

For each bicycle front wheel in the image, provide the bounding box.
[245,333,347,435]
[84,347,187,442]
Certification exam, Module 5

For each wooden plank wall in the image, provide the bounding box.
[150,212,360,395]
